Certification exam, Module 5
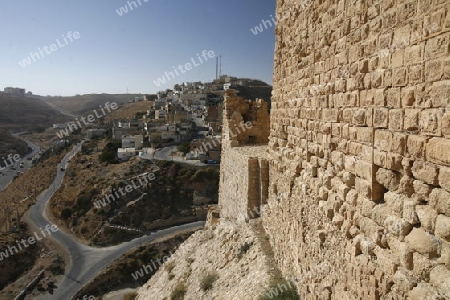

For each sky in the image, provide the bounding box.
[1,0,276,96]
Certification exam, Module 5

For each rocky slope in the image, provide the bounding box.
[0,147,70,296]
[136,219,283,300]
[49,137,219,246]
[0,95,67,132]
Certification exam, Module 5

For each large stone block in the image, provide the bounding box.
[391,132,407,155]
[425,57,445,81]
[386,88,401,108]
[403,198,420,225]
[342,108,353,123]
[356,127,373,144]
[322,108,339,122]
[353,109,367,125]
[439,166,450,192]
[374,88,386,106]
[426,138,450,166]
[430,265,450,296]
[425,31,450,59]
[384,215,413,240]
[384,191,406,215]
[405,228,440,258]
[376,168,400,191]
[412,252,435,282]
[355,177,372,199]
[386,152,403,171]
[401,88,415,108]
[355,160,373,181]
[357,216,383,244]
[409,64,423,84]
[442,112,450,137]
[392,269,416,292]
[419,109,443,136]
[374,130,392,151]
[373,107,389,128]
[440,241,450,268]
[406,135,427,158]
[404,109,420,132]
[416,205,438,232]
[405,44,423,65]
[372,204,391,226]
[391,50,404,68]
[411,161,439,185]
[435,214,450,241]
[389,109,404,131]
[429,80,450,108]
[374,149,387,167]
[393,67,408,87]
[429,188,450,217]
[408,283,441,300]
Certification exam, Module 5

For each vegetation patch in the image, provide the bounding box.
[259,279,300,300]
[170,282,186,300]
[165,260,176,273]
[237,241,253,259]
[200,271,219,291]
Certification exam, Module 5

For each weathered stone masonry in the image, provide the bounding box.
[218,91,270,223]
[261,0,450,299]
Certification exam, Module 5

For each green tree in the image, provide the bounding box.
[177,142,191,155]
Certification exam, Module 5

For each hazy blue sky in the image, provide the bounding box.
[1,0,276,96]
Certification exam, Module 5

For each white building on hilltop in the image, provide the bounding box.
[4,87,25,96]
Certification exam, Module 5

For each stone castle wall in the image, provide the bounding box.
[218,92,270,223]
[261,0,450,299]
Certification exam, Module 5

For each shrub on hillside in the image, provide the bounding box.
[200,271,219,291]
[259,279,299,300]
[170,282,186,300]
[61,207,72,219]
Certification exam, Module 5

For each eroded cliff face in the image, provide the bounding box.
[136,220,278,300]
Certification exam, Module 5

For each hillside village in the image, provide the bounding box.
[50,76,272,165]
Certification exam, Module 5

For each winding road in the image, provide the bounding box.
[25,143,204,300]
[0,135,41,191]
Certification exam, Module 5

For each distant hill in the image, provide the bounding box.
[210,79,272,106]
[0,95,67,132]
[41,94,142,115]
[232,79,272,106]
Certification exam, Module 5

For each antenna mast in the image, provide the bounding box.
[215,57,218,80]
[219,55,222,77]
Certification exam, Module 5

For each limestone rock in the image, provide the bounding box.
[405,228,439,258]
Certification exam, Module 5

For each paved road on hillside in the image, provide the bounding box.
[153,146,215,167]
[25,143,204,300]
[152,113,216,167]
[0,135,41,191]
